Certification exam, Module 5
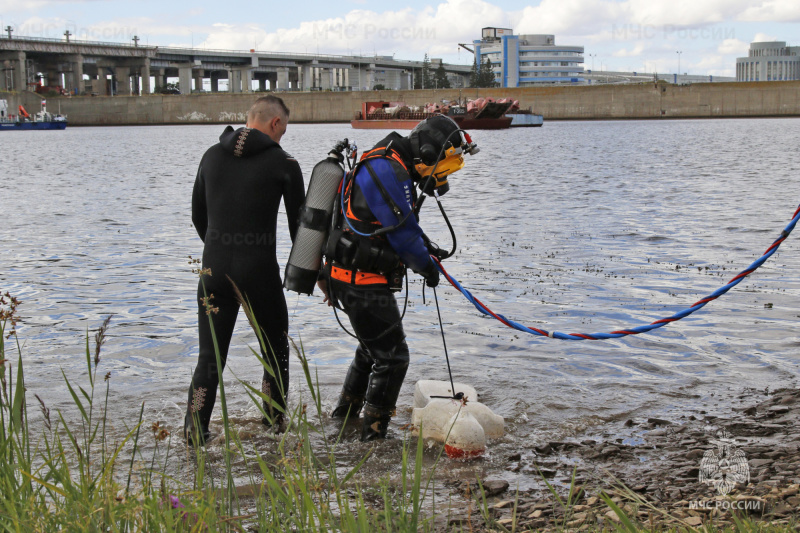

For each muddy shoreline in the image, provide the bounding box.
[459,387,800,530]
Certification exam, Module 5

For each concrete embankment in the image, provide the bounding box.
[5,81,800,125]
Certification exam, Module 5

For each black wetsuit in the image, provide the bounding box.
[186,126,304,438]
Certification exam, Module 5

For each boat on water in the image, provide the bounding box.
[506,113,544,127]
[505,106,544,127]
[0,99,68,131]
[351,98,515,130]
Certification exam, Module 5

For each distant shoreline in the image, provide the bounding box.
[5,81,800,126]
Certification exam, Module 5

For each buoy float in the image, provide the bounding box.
[414,379,477,408]
[444,410,486,459]
[411,380,504,460]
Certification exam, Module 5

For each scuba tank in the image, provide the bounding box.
[284,140,353,295]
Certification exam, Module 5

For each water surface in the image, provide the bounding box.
[2,118,798,490]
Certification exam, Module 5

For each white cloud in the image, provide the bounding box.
[513,0,764,58]
[623,0,753,27]
[752,32,779,43]
[692,54,731,74]
[10,15,206,43]
[612,43,645,57]
[0,0,103,13]
[517,0,622,36]
[717,38,748,55]
[739,2,800,22]
[197,0,508,58]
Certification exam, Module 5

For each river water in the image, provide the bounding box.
[2,119,799,491]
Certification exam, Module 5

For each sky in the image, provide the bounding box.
[2,0,799,77]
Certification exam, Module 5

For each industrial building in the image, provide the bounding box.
[473,28,584,87]
[736,41,800,82]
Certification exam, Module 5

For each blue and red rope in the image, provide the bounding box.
[434,204,800,341]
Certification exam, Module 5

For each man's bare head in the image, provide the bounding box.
[246,95,290,143]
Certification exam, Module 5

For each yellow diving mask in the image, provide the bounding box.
[414,144,464,194]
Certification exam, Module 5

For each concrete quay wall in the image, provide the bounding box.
[13,81,800,125]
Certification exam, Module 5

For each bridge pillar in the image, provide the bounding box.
[193,69,203,93]
[87,64,108,95]
[63,54,84,95]
[277,67,290,91]
[1,51,27,92]
[239,67,253,92]
[232,67,253,93]
[361,65,375,91]
[141,59,151,94]
[225,68,233,92]
[229,69,241,93]
[257,75,267,91]
[178,65,192,95]
[46,68,61,90]
[319,68,333,90]
[300,64,313,90]
[153,68,164,92]
[131,67,140,95]
[115,66,131,95]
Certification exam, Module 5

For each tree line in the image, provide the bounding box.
[399,54,497,90]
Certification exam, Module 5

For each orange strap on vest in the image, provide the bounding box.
[345,146,409,225]
[330,264,388,285]
[343,178,381,226]
[359,146,408,172]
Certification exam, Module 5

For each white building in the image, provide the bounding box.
[736,41,800,82]
[473,28,584,87]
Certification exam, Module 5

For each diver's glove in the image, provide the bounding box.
[426,241,448,261]
[422,261,440,288]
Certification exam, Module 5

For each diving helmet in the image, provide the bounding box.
[408,115,479,195]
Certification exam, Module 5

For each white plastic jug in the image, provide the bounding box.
[444,410,486,459]
[414,380,478,408]
[411,398,504,441]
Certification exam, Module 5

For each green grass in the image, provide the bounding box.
[0,289,460,532]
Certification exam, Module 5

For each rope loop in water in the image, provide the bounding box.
[435,204,800,341]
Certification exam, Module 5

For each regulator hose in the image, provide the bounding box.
[435,204,800,341]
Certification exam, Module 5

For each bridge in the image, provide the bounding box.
[0,33,471,96]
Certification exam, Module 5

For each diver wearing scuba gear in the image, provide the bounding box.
[324,115,473,440]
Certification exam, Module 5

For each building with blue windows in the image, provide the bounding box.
[474,28,584,87]
[736,41,800,82]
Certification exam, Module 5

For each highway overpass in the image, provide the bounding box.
[0,34,471,95]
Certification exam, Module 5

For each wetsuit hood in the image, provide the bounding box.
[219,125,279,158]
[373,132,415,172]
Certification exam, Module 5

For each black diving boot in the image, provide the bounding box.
[260,380,287,432]
[330,361,370,419]
[261,403,285,431]
[360,404,394,441]
[331,391,365,419]
[184,411,211,447]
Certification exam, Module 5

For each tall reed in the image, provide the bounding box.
[0,289,453,532]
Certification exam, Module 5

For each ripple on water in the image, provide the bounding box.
[1,120,799,480]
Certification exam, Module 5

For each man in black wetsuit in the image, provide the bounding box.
[320,115,477,441]
[185,95,305,445]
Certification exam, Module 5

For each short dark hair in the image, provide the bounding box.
[247,95,290,123]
